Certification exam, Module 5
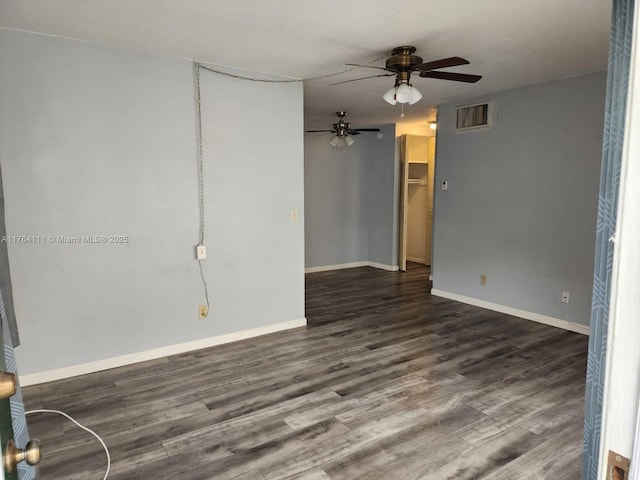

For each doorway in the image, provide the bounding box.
[398,133,436,271]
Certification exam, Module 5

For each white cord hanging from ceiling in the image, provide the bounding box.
[195,53,388,84]
[194,62,210,310]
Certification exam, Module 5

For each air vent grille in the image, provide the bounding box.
[455,102,491,131]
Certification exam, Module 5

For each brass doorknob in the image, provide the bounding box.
[0,372,16,400]
[4,439,41,473]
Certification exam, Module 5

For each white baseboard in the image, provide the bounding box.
[305,261,368,273]
[407,256,426,264]
[305,261,398,273]
[430,289,590,336]
[19,318,307,386]
[368,261,400,272]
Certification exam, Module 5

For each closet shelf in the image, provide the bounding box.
[408,179,428,186]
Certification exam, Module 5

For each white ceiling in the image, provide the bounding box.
[0,0,612,129]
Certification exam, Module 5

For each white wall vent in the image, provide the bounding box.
[454,102,492,132]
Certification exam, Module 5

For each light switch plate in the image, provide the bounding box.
[196,244,207,260]
[441,180,448,191]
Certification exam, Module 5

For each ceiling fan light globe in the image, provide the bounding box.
[383,87,397,105]
[329,135,339,147]
[395,83,412,103]
[408,86,423,105]
[345,135,355,146]
[376,132,384,140]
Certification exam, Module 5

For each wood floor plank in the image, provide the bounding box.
[283,375,429,430]
[418,426,544,480]
[22,263,588,479]
[351,433,471,480]
[261,408,430,480]
[173,418,351,480]
[319,443,399,480]
[346,405,484,480]
[162,389,342,456]
[332,381,434,426]
[281,469,331,480]
[230,470,267,480]
[481,422,584,480]
[550,454,583,479]
[518,392,585,437]
[460,385,582,446]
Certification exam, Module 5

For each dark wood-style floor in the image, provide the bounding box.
[23,263,587,479]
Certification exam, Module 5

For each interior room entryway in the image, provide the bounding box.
[398,134,436,271]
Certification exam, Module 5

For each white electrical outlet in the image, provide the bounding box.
[561,291,570,304]
[441,180,448,191]
[196,244,207,260]
[290,209,299,223]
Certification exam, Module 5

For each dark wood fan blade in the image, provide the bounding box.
[419,70,482,83]
[329,73,395,86]
[353,128,381,132]
[415,56,470,72]
[345,63,389,71]
[305,129,335,133]
[346,130,362,136]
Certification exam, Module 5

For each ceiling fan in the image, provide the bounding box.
[333,46,482,105]
[305,111,382,147]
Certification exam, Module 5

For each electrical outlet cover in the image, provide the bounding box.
[199,305,208,318]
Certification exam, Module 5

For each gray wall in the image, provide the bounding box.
[433,71,607,326]
[0,29,305,375]
[367,124,397,267]
[304,124,396,269]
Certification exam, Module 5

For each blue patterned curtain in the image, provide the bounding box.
[0,165,20,346]
[583,0,635,478]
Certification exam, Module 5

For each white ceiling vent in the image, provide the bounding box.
[455,102,492,132]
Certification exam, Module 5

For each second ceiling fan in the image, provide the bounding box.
[334,46,482,105]
[306,111,381,148]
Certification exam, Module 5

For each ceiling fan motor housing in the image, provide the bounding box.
[333,120,350,137]
[385,46,423,71]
